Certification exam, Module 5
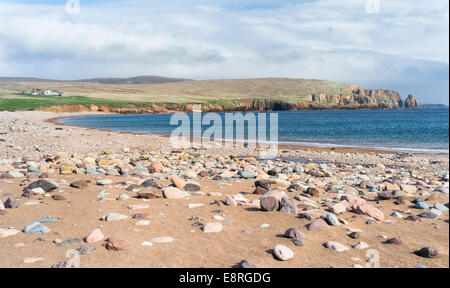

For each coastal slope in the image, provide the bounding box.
[0,77,404,112]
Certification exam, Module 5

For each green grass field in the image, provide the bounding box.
[0,92,153,111]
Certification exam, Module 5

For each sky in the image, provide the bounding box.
[0,0,448,104]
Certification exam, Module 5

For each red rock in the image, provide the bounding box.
[198,171,210,177]
[341,195,366,208]
[104,237,128,251]
[260,191,282,211]
[170,175,186,190]
[306,187,323,197]
[85,228,104,243]
[148,161,163,173]
[253,186,268,195]
[284,227,306,239]
[353,204,384,221]
[70,180,90,189]
[307,219,329,232]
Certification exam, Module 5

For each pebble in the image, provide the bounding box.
[128,204,149,210]
[352,241,369,250]
[324,241,349,252]
[390,211,403,218]
[188,203,205,209]
[434,203,448,212]
[117,193,130,201]
[419,211,438,219]
[325,213,340,226]
[23,222,51,234]
[415,202,430,209]
[100,213,128,221]
[273,245,294,261]
[284,227,306,239]
[135,220,151,226]
[331,203,347,214]
[4,197,18,209]
[239,260,260,268]
[96,179,113,186]
[78,245,96,255]
[104,237,128,251]
[415,247,438,258]
[22,258,43,264]
[150,236,174,243]
[384,238,403,245]
[203,222,223,233]
[162,187,185,199]
[0,228,20,238]
[291,238,304,246]
[308,219,329,232]
[85,229,104,243]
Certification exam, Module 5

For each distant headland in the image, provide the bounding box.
[0,76,427,113]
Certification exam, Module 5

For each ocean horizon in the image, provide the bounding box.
[57,107,449,154]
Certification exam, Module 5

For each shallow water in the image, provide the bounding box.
[57,107,449,154]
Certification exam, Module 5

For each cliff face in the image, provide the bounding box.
[404,94,419,109]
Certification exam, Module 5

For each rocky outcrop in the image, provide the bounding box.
[404,94,419,109]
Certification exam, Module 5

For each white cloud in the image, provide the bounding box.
[0,0,448,103]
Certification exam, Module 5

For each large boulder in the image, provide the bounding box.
[279,197,298,214]
[260,190,282,211]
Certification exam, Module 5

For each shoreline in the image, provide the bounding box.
[48,113,448,156]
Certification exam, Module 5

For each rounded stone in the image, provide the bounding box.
[273,245,294,261]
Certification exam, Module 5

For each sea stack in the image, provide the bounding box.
[404,94,419,109]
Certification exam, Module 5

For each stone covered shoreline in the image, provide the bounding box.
[0,111,448,268]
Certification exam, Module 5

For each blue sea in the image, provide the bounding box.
[57,107,449,154]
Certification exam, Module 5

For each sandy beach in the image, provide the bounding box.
[0,111,448,268]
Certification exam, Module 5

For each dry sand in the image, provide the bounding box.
[0,111,448,268]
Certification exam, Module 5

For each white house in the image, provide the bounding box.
[44,89,62,96]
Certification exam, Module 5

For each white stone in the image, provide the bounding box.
[352,241,369,250]
[23,258,43,264]
[101,213,128,221]
[31,188,45,195]
[188,203,205,209]
[135,220,151,226]
[325,241,349,252]
[96,179,113,186]
[150,236,173,243]
[273,245,294,261]
[162,187,185,199]
[0,228,20,238]
[203,222,223,233]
